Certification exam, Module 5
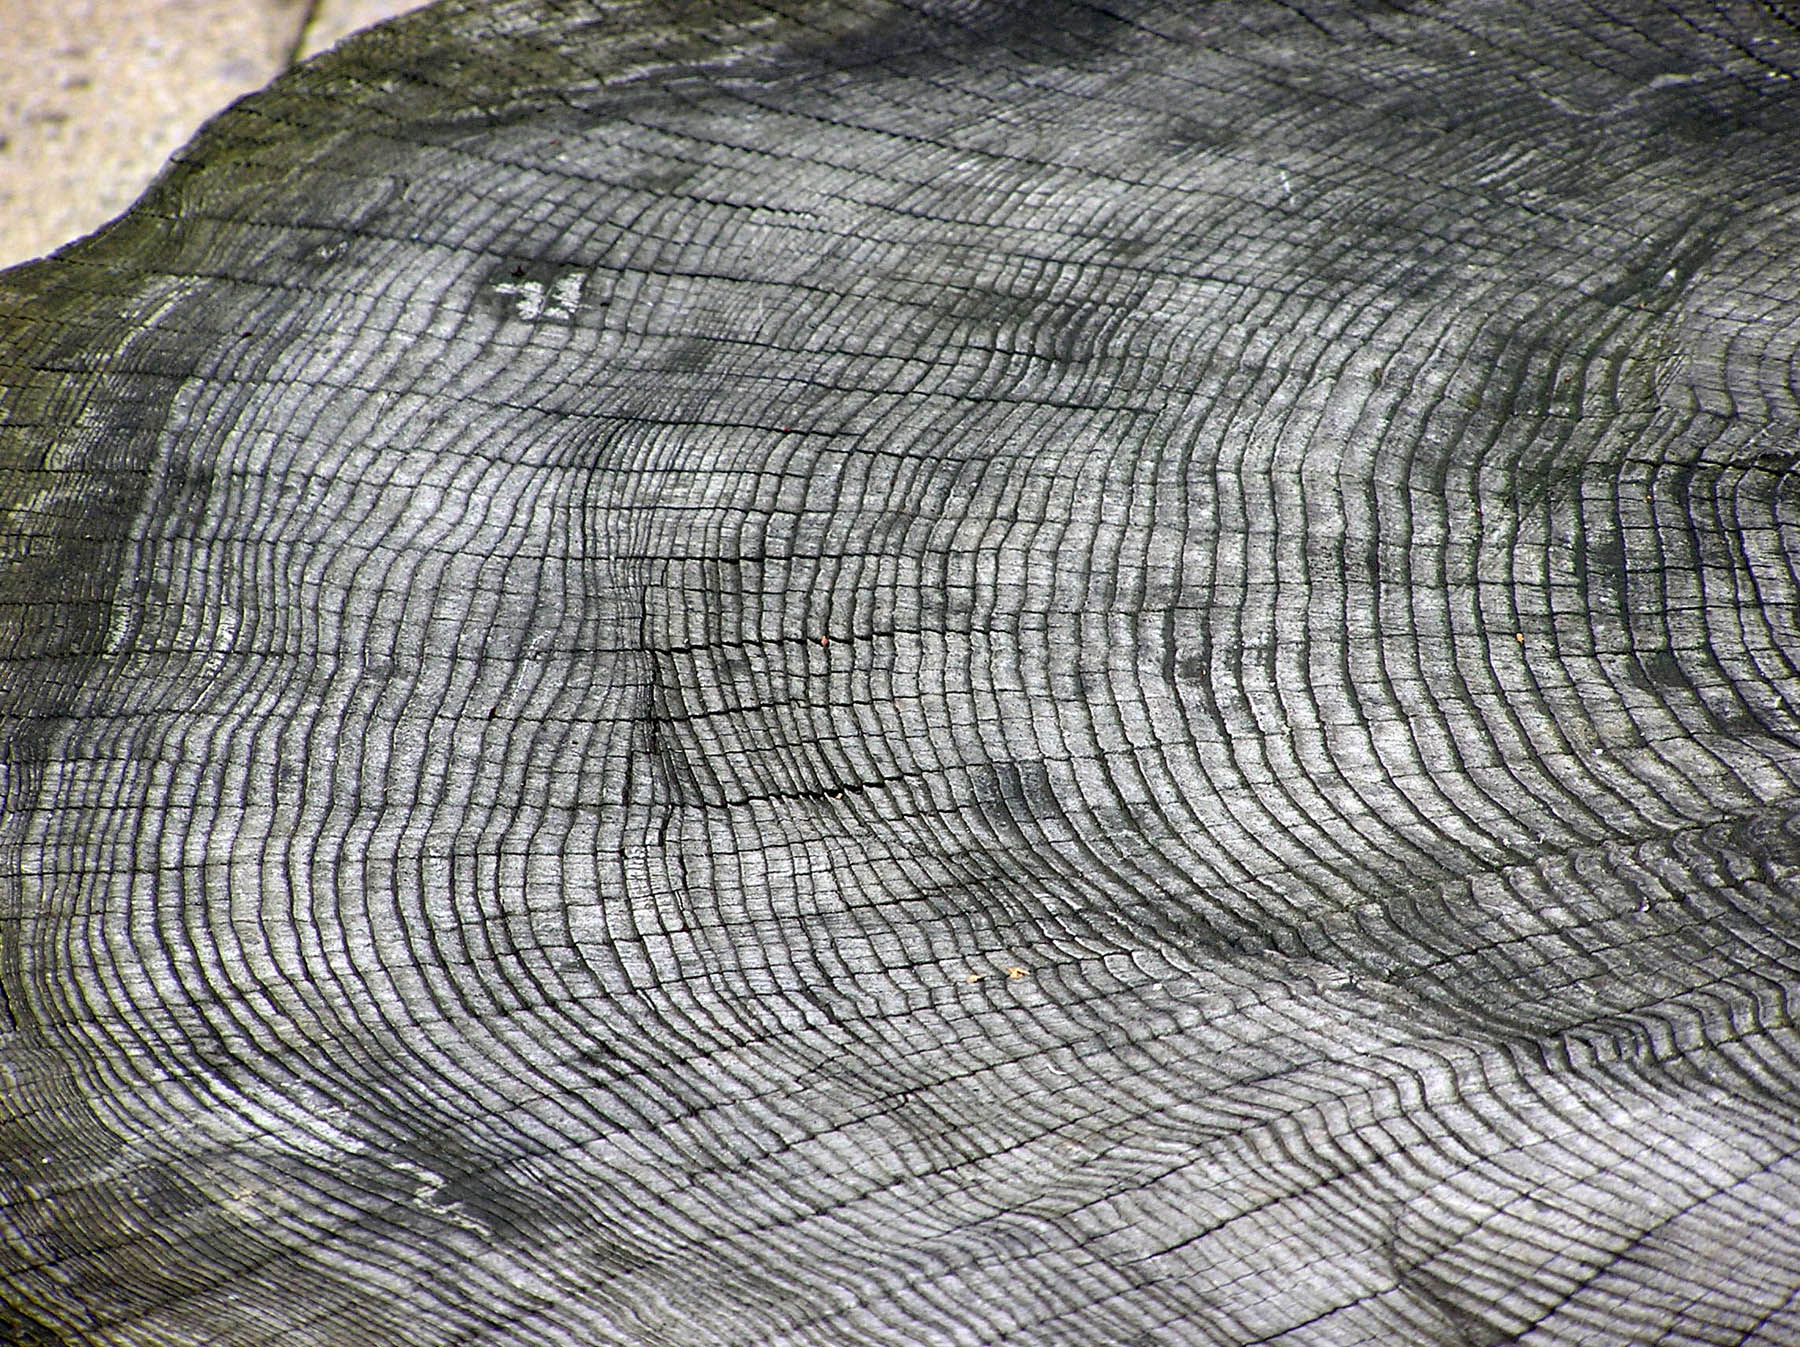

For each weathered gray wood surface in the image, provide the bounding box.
[4,1,1799,1342]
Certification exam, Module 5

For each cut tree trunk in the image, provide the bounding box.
[3,2,1799,1343]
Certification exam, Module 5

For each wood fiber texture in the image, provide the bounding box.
[3,1,1800,1343]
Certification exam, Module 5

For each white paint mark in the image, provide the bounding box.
[548,272,585,318]
[493,271,585,323]
[493,280,546,320]
[392,1156,490,1235]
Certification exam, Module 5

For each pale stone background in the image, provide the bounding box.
[0,0,430,269]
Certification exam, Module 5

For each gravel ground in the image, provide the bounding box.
[0,0,426,269]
